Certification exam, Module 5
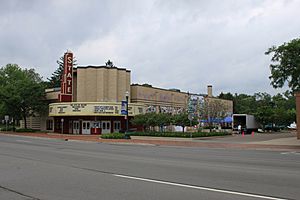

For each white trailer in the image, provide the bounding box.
[232,114,259,133]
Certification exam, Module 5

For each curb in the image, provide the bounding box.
[1,132,300,151]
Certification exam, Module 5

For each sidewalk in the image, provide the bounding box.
[1,131,300,151]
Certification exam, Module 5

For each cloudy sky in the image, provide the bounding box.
[1,0,299,96]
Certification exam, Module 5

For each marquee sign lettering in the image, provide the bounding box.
[59,51,73,102]
[49,102,145,116]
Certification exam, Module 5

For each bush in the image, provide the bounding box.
[101,133,130,139]
[129,131,230,138]
[15,128,39,133]
[0,126,15,131]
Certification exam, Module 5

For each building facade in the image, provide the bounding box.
[22,52,233,134]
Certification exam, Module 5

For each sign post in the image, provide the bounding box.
[188,113,193,138]
[61,118,64,135]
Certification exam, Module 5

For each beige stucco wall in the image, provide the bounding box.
[205,97,234,115]
[130,85,189,113]
[76,66,130,102]
[130,85,233,115]
[20,115,54,131]
[45,89,60,101]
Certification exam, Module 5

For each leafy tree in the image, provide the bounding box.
[272,92,296,126]
[233,93,256,114]
[265,38,300,92]
[0,64,47,129]
[47,55,77,88]
[156,113,172,132]
[253,93,274,129]
[131,113,148,131]
[200,98,229,132]
[221,91,295,128]
[173,113,197,132]
[105,60,114,67]
[252,92,295,129]
[132,112,193,132]
[218,92,234,101]
[131,112,159,131]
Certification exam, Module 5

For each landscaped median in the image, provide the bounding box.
[101,133,128,139]
[100,131,231,139]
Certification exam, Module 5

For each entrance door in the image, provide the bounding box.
[101,121,111,134]
[73,121,80,134]
[82,121,91,135]
[113,121,121,133]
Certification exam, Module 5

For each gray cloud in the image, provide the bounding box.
[0,0,298,95]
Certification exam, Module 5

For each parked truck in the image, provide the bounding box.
[232,114,259,134]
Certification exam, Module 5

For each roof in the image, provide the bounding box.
[75,65,130,72]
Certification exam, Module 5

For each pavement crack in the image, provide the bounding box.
[0,185,42,200]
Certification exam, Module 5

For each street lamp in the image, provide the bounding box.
[125,91,129,137]
[61,118,64,134]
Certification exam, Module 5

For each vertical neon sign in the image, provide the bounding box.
[59,51,73,102]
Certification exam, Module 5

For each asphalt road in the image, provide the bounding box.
[0,134,299,200]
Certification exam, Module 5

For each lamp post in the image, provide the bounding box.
[125,91,129,137]
[61,118,64,135]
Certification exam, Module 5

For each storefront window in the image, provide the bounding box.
[114,121,121,130]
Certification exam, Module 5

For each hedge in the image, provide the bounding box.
[101,133,130,139]
[15,128,39,133]
[128,131,231,138]
[0,127,15,131]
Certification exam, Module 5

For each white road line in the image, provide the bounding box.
[16,140,32,143]
[114,174,288,200]
[281,152,300,155]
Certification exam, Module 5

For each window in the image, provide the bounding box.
[114,121,121,130]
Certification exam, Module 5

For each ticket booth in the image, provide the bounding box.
[91,121,102,135]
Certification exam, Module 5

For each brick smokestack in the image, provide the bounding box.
[207,85,213,97]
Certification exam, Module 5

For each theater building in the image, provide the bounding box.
[22,52,233,134]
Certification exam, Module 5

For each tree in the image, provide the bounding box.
[253,92,296,130]
[265,38,300,92]
[253,93,274,129]
[272,92,296,126]
[105,60,114,67]
[131,112,160,131]
[218,92,234,101]
[200,98,229,132]
[47,55,77,88]
[173,113,197,133]
[0,64,47,129]
[156,113,172,132]
[131,113,148,131]
[233,93,256,114]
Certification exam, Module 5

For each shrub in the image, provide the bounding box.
[0,127,15,131]
[129,131,230,138]
[15,128,39,133]
[101,133,130,139]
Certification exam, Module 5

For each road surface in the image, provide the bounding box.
[0,134,299,200]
